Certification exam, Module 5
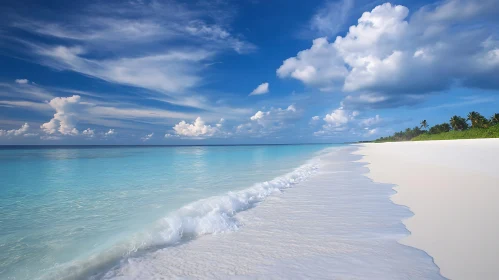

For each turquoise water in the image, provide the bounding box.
[0,144,333,280]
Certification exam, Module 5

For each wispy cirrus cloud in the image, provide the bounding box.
[141,132,154,142]
[309,0,354,37]
[7,1,254,96]
[0,0,258,143]
[0,82,53,101]
[31,45,214,94]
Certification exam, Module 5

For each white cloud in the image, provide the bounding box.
[3,1,256,134]
[323,107,358,126]
[141,133,154,141]
[40,135,61,140]
[310,0,354,37]
[105,129,117,137]
[15,79,29,84]
[41,95,81,135]
[0,80,244,137]
[86,105,195,122]
[250,111,265,121]
[0,123,30,137]
[366,128,379,136]
[277,37,348,91]
[164,133,179,139]
[0,100,51,112]
[0,82,53,100]
[249,82,269,96]
[250,105,298,127]
[314,107,382,137]
[13,1,255,54]
[216,118,225,128]
[37,46,213,94]
[359,115,382,127]
[311,116,320,121]
[23,133,39,137]
[237,105,300,136]
[82,128,95,138]
[278,1,499,106]
[172,117,221,138]
[13,0,254,98]
[184,21,255,54]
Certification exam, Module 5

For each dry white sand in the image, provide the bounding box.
[357,139,499,280]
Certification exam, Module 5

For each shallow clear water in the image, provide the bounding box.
[0,144,333,280]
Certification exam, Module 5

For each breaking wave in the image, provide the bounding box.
[40,157,322,280]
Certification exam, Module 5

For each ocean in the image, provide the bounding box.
[0,144,333,280]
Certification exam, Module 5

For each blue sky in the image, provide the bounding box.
[0,0,498,144]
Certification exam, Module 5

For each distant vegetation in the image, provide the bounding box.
[374,112,499,143]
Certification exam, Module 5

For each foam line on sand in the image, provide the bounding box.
[357,139,499,280]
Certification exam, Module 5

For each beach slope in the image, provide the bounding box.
[358,139,499,280]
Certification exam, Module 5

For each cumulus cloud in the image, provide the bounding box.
[218,117,227,124]
[250,111,265,121]
[324,107,359,126]
[249,82,269,96]
[315,107,358,136]
[278,1,499,107]
[172,117,223,138]
[82,128,95,138]
[1,1,257,135]
[41,95,81,135]
[277,37,347,91]
[311,116,320,121]
[141,133,154,142]
[237,105,300,136]
[314,107,382,137]
[15,79,29,84]
[0,123,30,137]
[105,129,116,137]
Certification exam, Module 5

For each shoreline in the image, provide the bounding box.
[99,146,443,279]
[39,150,323,280]
[357,139,499,280]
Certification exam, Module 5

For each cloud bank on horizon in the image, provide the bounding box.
[0,0,498,144]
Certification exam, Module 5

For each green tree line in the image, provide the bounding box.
[375,112,499,142]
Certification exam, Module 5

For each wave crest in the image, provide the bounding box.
[42,158,321,280]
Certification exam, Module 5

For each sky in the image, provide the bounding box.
[0,0,498,145]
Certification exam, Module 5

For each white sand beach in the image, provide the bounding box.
[100,146,444,279]
[358,139,499,280]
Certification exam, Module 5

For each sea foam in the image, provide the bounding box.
[98,146,445,280]
[40,156,322,280]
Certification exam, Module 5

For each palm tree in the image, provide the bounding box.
[467,111,489,128]
[468,111,483,128]
[491,113,499,125]
[450,115,468,131]
[429,123,451,134]
[467,111,479,128]
[420,120,428,130]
